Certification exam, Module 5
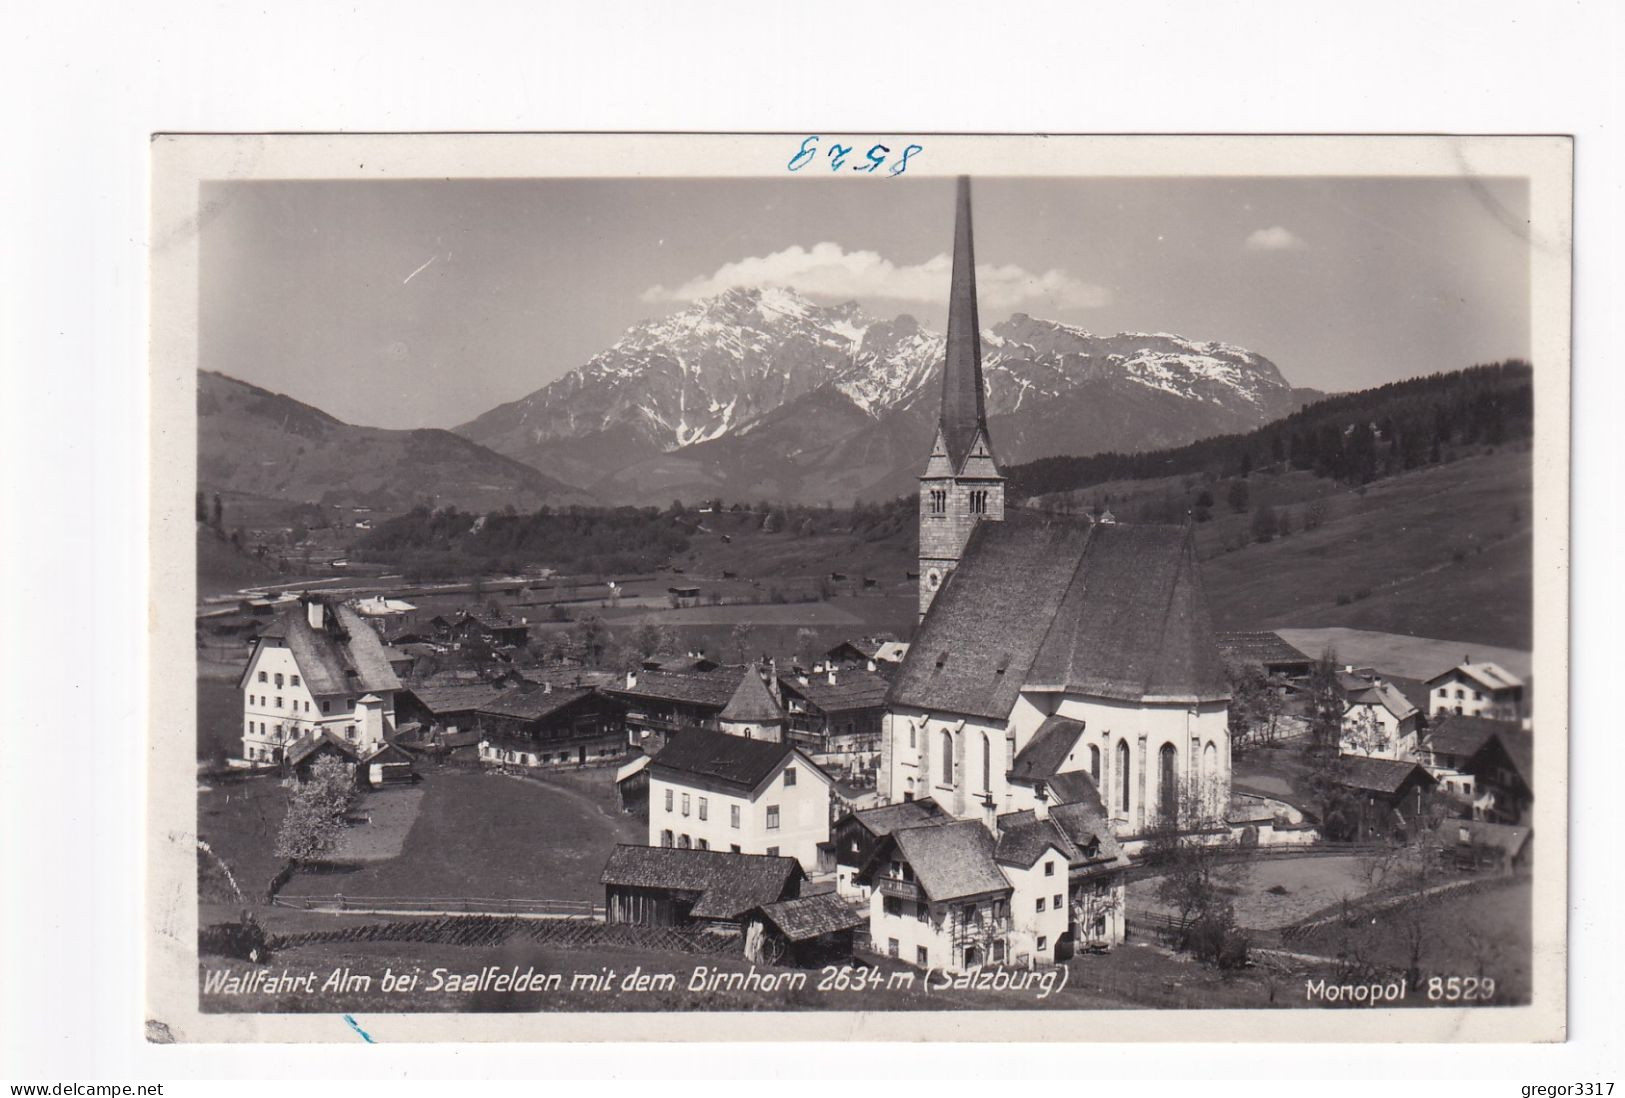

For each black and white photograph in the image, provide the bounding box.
[144,133,1569,1042]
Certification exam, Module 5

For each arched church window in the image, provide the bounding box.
[982,732,992,792]
[1089,745,1100,782]
[1117,740,1130,812]
[1159,743,1178,822]
[941,731,953,786]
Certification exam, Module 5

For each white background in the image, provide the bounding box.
[1,0,1620,1087]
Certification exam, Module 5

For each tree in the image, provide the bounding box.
[569,616,612,667]
[1144,819,1250,970]
[1251,504,1279,543]
[1341,705,1390,757]
[1226,479,1250,513]
[1306,647,1344,756]
[729,622,755,664]
[272,756,356,867]
[1226,661,1283,749]
[1304,497,1328,531]
[633,623,674,659]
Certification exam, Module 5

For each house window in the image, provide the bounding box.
[1036,897,1046,912]
[258,671,267,683]
[783,767,796,787]
[1054,894,1064,909]
[908,723,916,749]
[698,797,708,821]
[291,675,300,686]
[697,839,709,850]
[275,673,284,688]
[1089,745,1101,782]
[766,846,779,857]
[1117,740,1131,812]
[888,938,900,959]
[681,793,691,817]
[982,733,992,791]
[664,789,674,812]
[1044,861,1055,877]
[916,903,928,923]
[322,700,331,713]
[275,697,283,708]
[766,805,781,830]
[677,834,690,849]
[991,941,1006,963]
[884,896,902,917]
[916,946,929,967]
[1036,936,1048,953]
[730,805,741,829]
[345,726,355,740]
[992,898,1007,919]
[730,844,741,853]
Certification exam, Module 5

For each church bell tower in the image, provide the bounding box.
[918,176,1004,620]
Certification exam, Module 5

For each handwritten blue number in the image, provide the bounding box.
[827,144,853,171]
[856,144,889,173]
[888,144,922,177]
[787,136,820,172]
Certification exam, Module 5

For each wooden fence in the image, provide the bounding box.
[266,914,739,955]
[272,893,604,919]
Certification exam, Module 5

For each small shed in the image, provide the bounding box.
[285,730,363,783]
[362,742,418,787]
[616,753,652,815]
[600,845,803,928]
[745,893,866,967]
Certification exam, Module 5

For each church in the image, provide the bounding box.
[879,178,1233,841]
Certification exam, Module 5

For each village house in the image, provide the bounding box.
[1435,817,1533,875]
[777,664,890,776]
[878,179,1231,844]
[825,637,909,669]
[444,610,531,650]
[239,596,402,765]
[1426,660,1526,721]
[647,728,833,872]
[350,595,418,636]
[1416,714,1533,824]
[601,844,804,929]
[476,684,628,768]
[831,799,954,899]
[606,667,740,750]
[1339,677,1422,760]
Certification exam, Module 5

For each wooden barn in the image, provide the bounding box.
[745,892,866,967]
[1332,756,1439,842]
[600,845,803,929]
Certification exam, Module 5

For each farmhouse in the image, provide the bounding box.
[1436,817,1532,874]
[778,665,890,774]
[1416,714,1532,824]
[647,728,833,872]
[1426,660,1525,721]
[1339,678,1422,760]
[831,798,954,899]
[825,637,909,669]
[476,684,627,768]
[395,683,505,738]
[878,178,1230,843]
[601,844,804,928]
[607,667,741,750]
[239,596,402,764]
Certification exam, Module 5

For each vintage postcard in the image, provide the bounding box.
[148,133,1571,1042]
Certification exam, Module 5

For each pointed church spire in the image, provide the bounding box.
[939,176,989,472]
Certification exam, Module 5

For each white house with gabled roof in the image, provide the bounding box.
[1426,661,1525,721]
[238,596,401,765]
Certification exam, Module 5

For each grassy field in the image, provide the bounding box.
[1129,854,1388,931]
[197,669,243,764]
[277,768,642,905]
[1276,627,1531,682]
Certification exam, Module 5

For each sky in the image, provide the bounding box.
[200,176,1532,430]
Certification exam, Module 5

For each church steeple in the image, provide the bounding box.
[939,175,990,473]
[917,177,1005,621]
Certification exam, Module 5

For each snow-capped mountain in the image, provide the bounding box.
[455,286,1308,504]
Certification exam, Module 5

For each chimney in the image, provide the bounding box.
[797,673,809,687]
[542,681,552,694]
[625,669,638,689]
[306,598,325,631]
[828,668,838,686]
[866,658,877,673]
[1033,783,1051,821]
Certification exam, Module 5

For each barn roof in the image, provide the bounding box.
[403,683,507,715]
[649,728,803,792]
[286,729,361,768]
[1424,714,1521,759]
[889,515,1227,720]
[1215,631,1312,667]
[719,666,785,723]
[599,845,802,920]
[993,817,1072,868]
[252,600,402,697]
[842,798,952,839]
[1345,680,1419,722]
[755,893,866,941]
[1335,756,1437,795]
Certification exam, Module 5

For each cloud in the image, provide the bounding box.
[1244,226,1307,252]
[641,241,1109,311]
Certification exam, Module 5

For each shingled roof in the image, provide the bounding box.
[843,798,953,839]
[609,669,742,709]
[1335,756,1437,795]
[1345,680,1419,722]
[888,820,1010,902]
[478,685,595,722]
[754,893,866,941]
[599,845,802,920]
[1424,714,1521,759]
[248,600,402,698]
[1008,716,1086,784]
[889,514,1228,719]
[719,666,785,724]
[778,668,892,714]
[649,728,806,793]
[403,683,507,715]
[1215,631,1311,667]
